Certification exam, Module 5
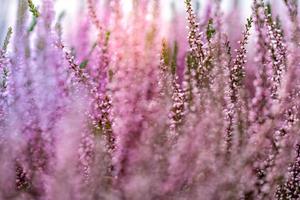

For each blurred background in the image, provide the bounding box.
[0,0,288,44]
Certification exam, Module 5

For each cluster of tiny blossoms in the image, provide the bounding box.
[0,0,300,199]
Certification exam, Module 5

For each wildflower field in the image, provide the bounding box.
[1,0,300,199]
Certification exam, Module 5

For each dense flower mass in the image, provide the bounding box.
[1,0,300,199]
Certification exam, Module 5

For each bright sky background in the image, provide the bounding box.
[0,0,286,43]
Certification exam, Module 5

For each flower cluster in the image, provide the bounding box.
[1,0,300,199]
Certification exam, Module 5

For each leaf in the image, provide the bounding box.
[105,31,111,45]
[79,60,89,69]
[161,39,171,66]
[206,19,216,41]
[27,0,40,18]
[266,3,272,15]
[171,41,178,75]
[2,27,13,52]
[247,17,253,28]
[28,17,37,32]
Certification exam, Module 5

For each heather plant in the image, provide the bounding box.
[1,0,300,199]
